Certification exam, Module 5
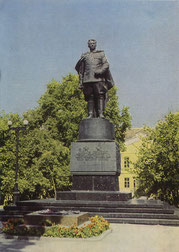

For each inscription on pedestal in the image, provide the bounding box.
[70,142,120,175]
[76,147,111,161]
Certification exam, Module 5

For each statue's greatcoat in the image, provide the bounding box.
[75,50,114,91]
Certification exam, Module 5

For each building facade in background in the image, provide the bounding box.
[119,128,146,195]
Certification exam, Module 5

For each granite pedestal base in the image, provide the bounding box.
[70,118,121,192]
[72,175,119,191]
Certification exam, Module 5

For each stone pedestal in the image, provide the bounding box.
[70,118,121,191]
[78,118,115,141]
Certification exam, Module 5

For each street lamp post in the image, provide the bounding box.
[8,120,28,205]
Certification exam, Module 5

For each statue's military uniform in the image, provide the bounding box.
[75,49,114,118]
[77,51,109,103]
[82,50,109,84]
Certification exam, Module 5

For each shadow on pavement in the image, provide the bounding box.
[0,234,41,252]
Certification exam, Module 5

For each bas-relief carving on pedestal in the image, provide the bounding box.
[76,147,111,161]
[70,141,121,175]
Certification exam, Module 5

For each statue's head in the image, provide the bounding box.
[88,39,97,51]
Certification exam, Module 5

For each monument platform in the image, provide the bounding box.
[2,198,179,226]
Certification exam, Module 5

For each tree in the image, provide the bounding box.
[36,75,87,147]
[0,73,131,203]
[105,86,132,149]
[134,112,179,206]
[0,112,71,203]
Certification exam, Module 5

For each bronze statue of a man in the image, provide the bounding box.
[75,39,114,118]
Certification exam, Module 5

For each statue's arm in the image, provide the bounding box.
[101,53,109,73]
[75,54,85,89]
[95,52,109,75]
[75,54,85,73]
[75,59,82,73]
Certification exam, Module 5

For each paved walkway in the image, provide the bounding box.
[0,223,179,252]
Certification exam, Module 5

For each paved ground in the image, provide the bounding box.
[0,222,179,252]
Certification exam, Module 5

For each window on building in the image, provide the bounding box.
[124,178,130,188]
[133,178,136,188]
[124,157,130,169]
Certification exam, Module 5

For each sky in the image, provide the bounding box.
[0,0,178,127]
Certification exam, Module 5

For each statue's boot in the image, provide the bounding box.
[87,98,94,118]
[98,97,105,119]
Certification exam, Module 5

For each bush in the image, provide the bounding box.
[1,218,44,236]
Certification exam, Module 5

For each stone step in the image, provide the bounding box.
[3,205,174,215]
[106,218,179,226]
[3,205,17,211]
[0,210,29,216]
[15,199,164,209]
[0,214,23,221]
[57,191,132,201]
[89,212,179,220]
[2,206,176,222]
[68,207,174,214]
[5,207,166,216]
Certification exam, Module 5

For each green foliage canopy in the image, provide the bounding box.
[134,112,179,206]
